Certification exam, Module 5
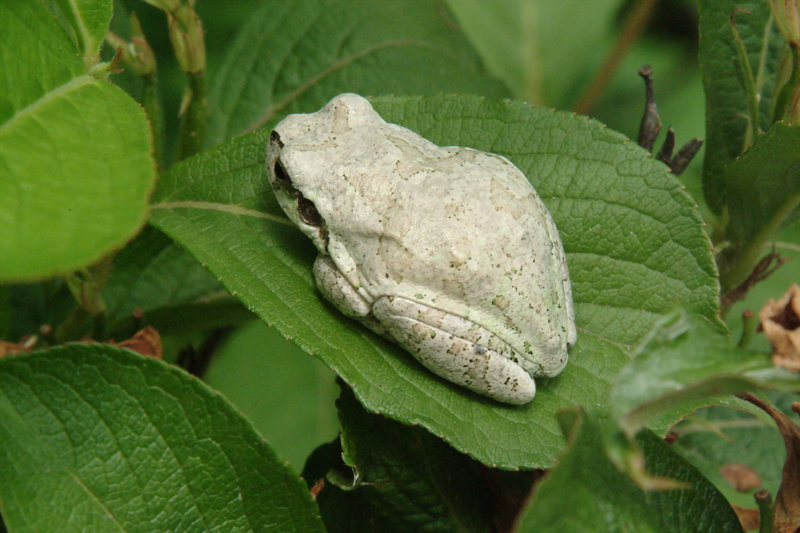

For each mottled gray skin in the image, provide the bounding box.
[267,93,576,404]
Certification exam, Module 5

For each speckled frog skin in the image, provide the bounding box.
[266,93,576,404]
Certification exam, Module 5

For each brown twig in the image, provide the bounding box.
[721,250,787,312]
[666,137,704,175]
[176,327,231,378]
[637,65,661,150]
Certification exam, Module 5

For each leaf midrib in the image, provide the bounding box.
[0,75,94,136]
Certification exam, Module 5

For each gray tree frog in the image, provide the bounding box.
[266,93,576,405]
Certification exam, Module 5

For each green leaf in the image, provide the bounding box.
[673,401,788,509]
[3,281,76,342]
[205,0,508,146]
[314,384,526,533]
[612,310,798,435]
[445,0,621,107]
[0,0,156,282]
[719,122,800,291]
[0,1,84,120]
[698,0,784,213]
[55,0,113,64]
[149,94,718,469]
[516,410,745,533]
[0,344,325,532]
[204,321,339,472]
[103,226,227,326]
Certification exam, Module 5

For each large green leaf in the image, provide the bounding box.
[611,310,798,434]
[0,0,155,282]
[719,122,800,290]
[698,0,784,213]
[0,344,325,532]
[517,410,744,533]
[205,0,508,146]
[445,0,621,107]
[312,385,520,533]
[149,95,718,469]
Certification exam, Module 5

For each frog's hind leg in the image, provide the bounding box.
[371,296,535,405]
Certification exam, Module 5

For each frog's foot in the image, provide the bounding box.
[371,296,535,405]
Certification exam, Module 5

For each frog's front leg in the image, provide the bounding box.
[371,296,536,405]
[313,256,387,334]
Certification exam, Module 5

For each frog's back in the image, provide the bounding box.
[358,138,574,376]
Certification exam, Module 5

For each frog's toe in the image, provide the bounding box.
[372,296,535,405]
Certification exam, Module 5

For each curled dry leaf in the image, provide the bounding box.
[720,463,763,491]
[113,326,163,359]
[0,336,37,357]
[759,284,800,371]
[731,505,760,532]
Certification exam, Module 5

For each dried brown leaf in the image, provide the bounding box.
[732,505,761,532]
[721,463,763,491]
[759,284,800,371]
[113,326,163,359]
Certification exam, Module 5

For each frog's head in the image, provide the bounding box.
[266,128,330,252]
[266,94,383,253]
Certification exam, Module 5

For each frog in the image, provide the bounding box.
[266,93,576,405]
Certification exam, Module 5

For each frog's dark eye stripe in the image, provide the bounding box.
[297,197,322,227]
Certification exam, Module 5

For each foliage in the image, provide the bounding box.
[1,0,798,531]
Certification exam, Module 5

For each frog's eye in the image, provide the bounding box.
[298,197,322,226]
[273,158,292,186]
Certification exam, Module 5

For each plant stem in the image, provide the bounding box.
[755,489,774,533]
[142,73,165,170]
[737,309,755,347]
[730,9,761,149]
[177,69,208,161]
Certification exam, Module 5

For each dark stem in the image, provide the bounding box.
[666,138,704,175]
[656,126,675,162]
[176,327,230,378]
[637,65,661,151]
[755,489,774,533]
